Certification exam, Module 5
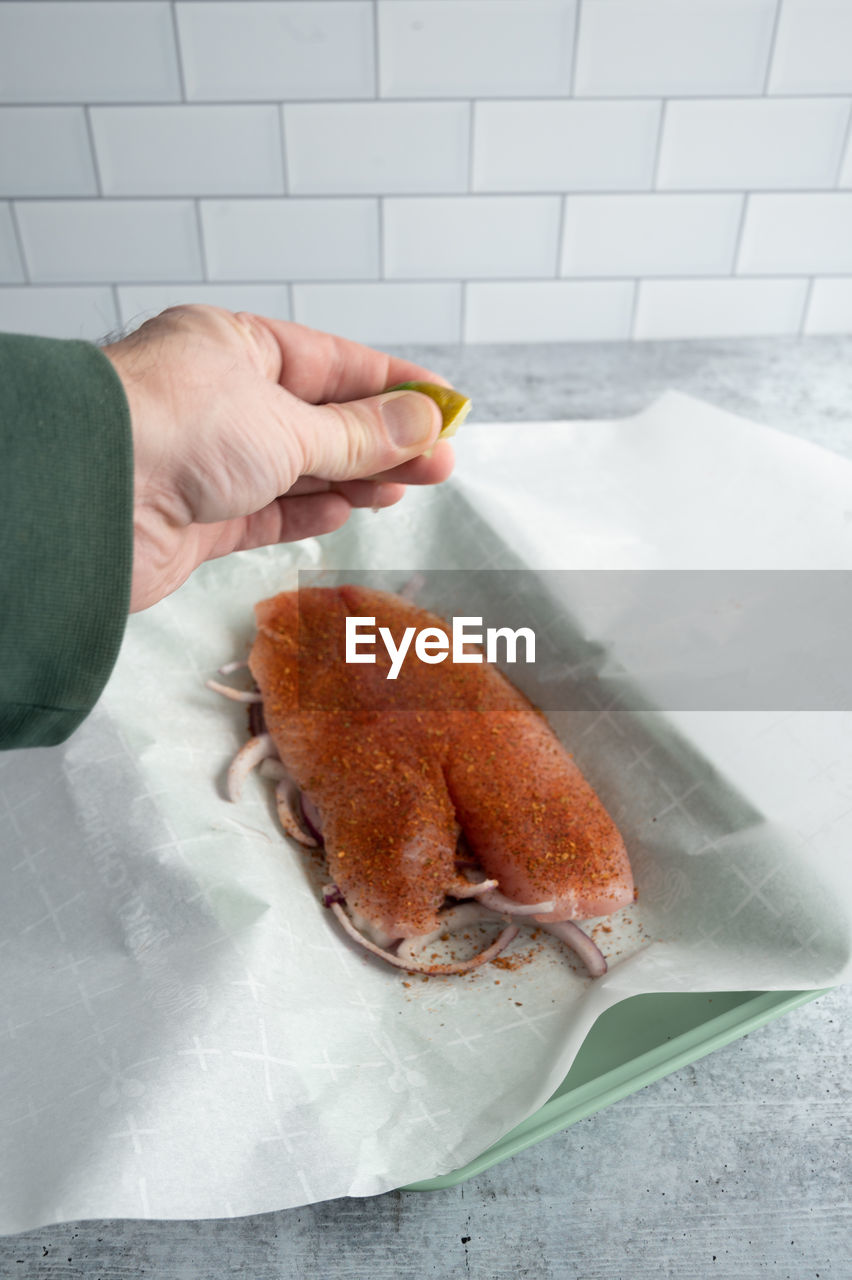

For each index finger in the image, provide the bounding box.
[245,314,453,405]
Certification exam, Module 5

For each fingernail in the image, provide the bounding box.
[380,391,439,449]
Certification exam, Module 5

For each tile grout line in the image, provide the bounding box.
[83,106,104,197]
[651,99,667,190]
[372,0,381,99]
[799,276,816,336]
[569,0,583,95]
[554,195,567,279]
[762,0,784,96]
[628,279,641,340]
[833,100,852,187]
[7,202,31,284]
[110,282,122,333]
[279,106,290,196]
[466,101,476,193]
[170,1,188,103]
[194,200,209,281]
[2,273,852,292]
[13,186,852,205]
[10,93,852,109]
[377,197,385,281]
[730,192,749,276]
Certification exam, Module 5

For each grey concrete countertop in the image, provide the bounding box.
[398,334,852,461]
[3,336,851,1279]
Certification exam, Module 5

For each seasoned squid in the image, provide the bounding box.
[211,586,634,977]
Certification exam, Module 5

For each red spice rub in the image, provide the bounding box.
[249,586,633,939]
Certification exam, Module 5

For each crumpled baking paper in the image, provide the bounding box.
[1,391,850,1232]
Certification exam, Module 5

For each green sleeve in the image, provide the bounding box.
[0,333,133,749]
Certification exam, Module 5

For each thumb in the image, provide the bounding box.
[290,389,443,482]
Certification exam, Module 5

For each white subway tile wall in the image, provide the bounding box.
[838,136,852,188]
[176,3,375,101]
[0,2,181,104]
[560,194,743,277]
[284,103,470,195]
[292,282,462,345]
[738,194,852,275]
[574,0,778,98]
[805,279,852,335]
[465,281,634,342]
[472,100,662,192]
[634,278,809,341]
[767,0,852,95]
[384,196,562,279]
[200,199,379,281]
[0,286,118,342]
[0,0,850,343]
[377,2,577,99]
[657,98,850,191]
[0,109,98,198]
[117,284,292,332]
[91,106,286,196]
[16,200,203,283]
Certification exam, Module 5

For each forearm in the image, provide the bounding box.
[0,333,133,748]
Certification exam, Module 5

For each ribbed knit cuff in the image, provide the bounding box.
[0,334,133,748]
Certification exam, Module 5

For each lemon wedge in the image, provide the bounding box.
[386,381,472,439]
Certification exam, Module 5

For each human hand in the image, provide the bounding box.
[102,305,454,612]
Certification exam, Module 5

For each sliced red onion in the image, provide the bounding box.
[218,660,248,675]
[455,870,555,915]
[348,906,400,950]
[299,793,324,845]
[259,758,287,781]
[446,875,500,899]
[220,705,608,978]
[275,780,318,848]
[540,920,607,978]
[396,903,501,964]
[248,699,266,739]
[327,901,518,975]
[206,678,263,703]
[226,733,276,801]
[477,888,556,916]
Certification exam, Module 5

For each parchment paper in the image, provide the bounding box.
[1,392,850,1232]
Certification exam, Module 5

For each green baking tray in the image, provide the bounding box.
[402,987,829,1191]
